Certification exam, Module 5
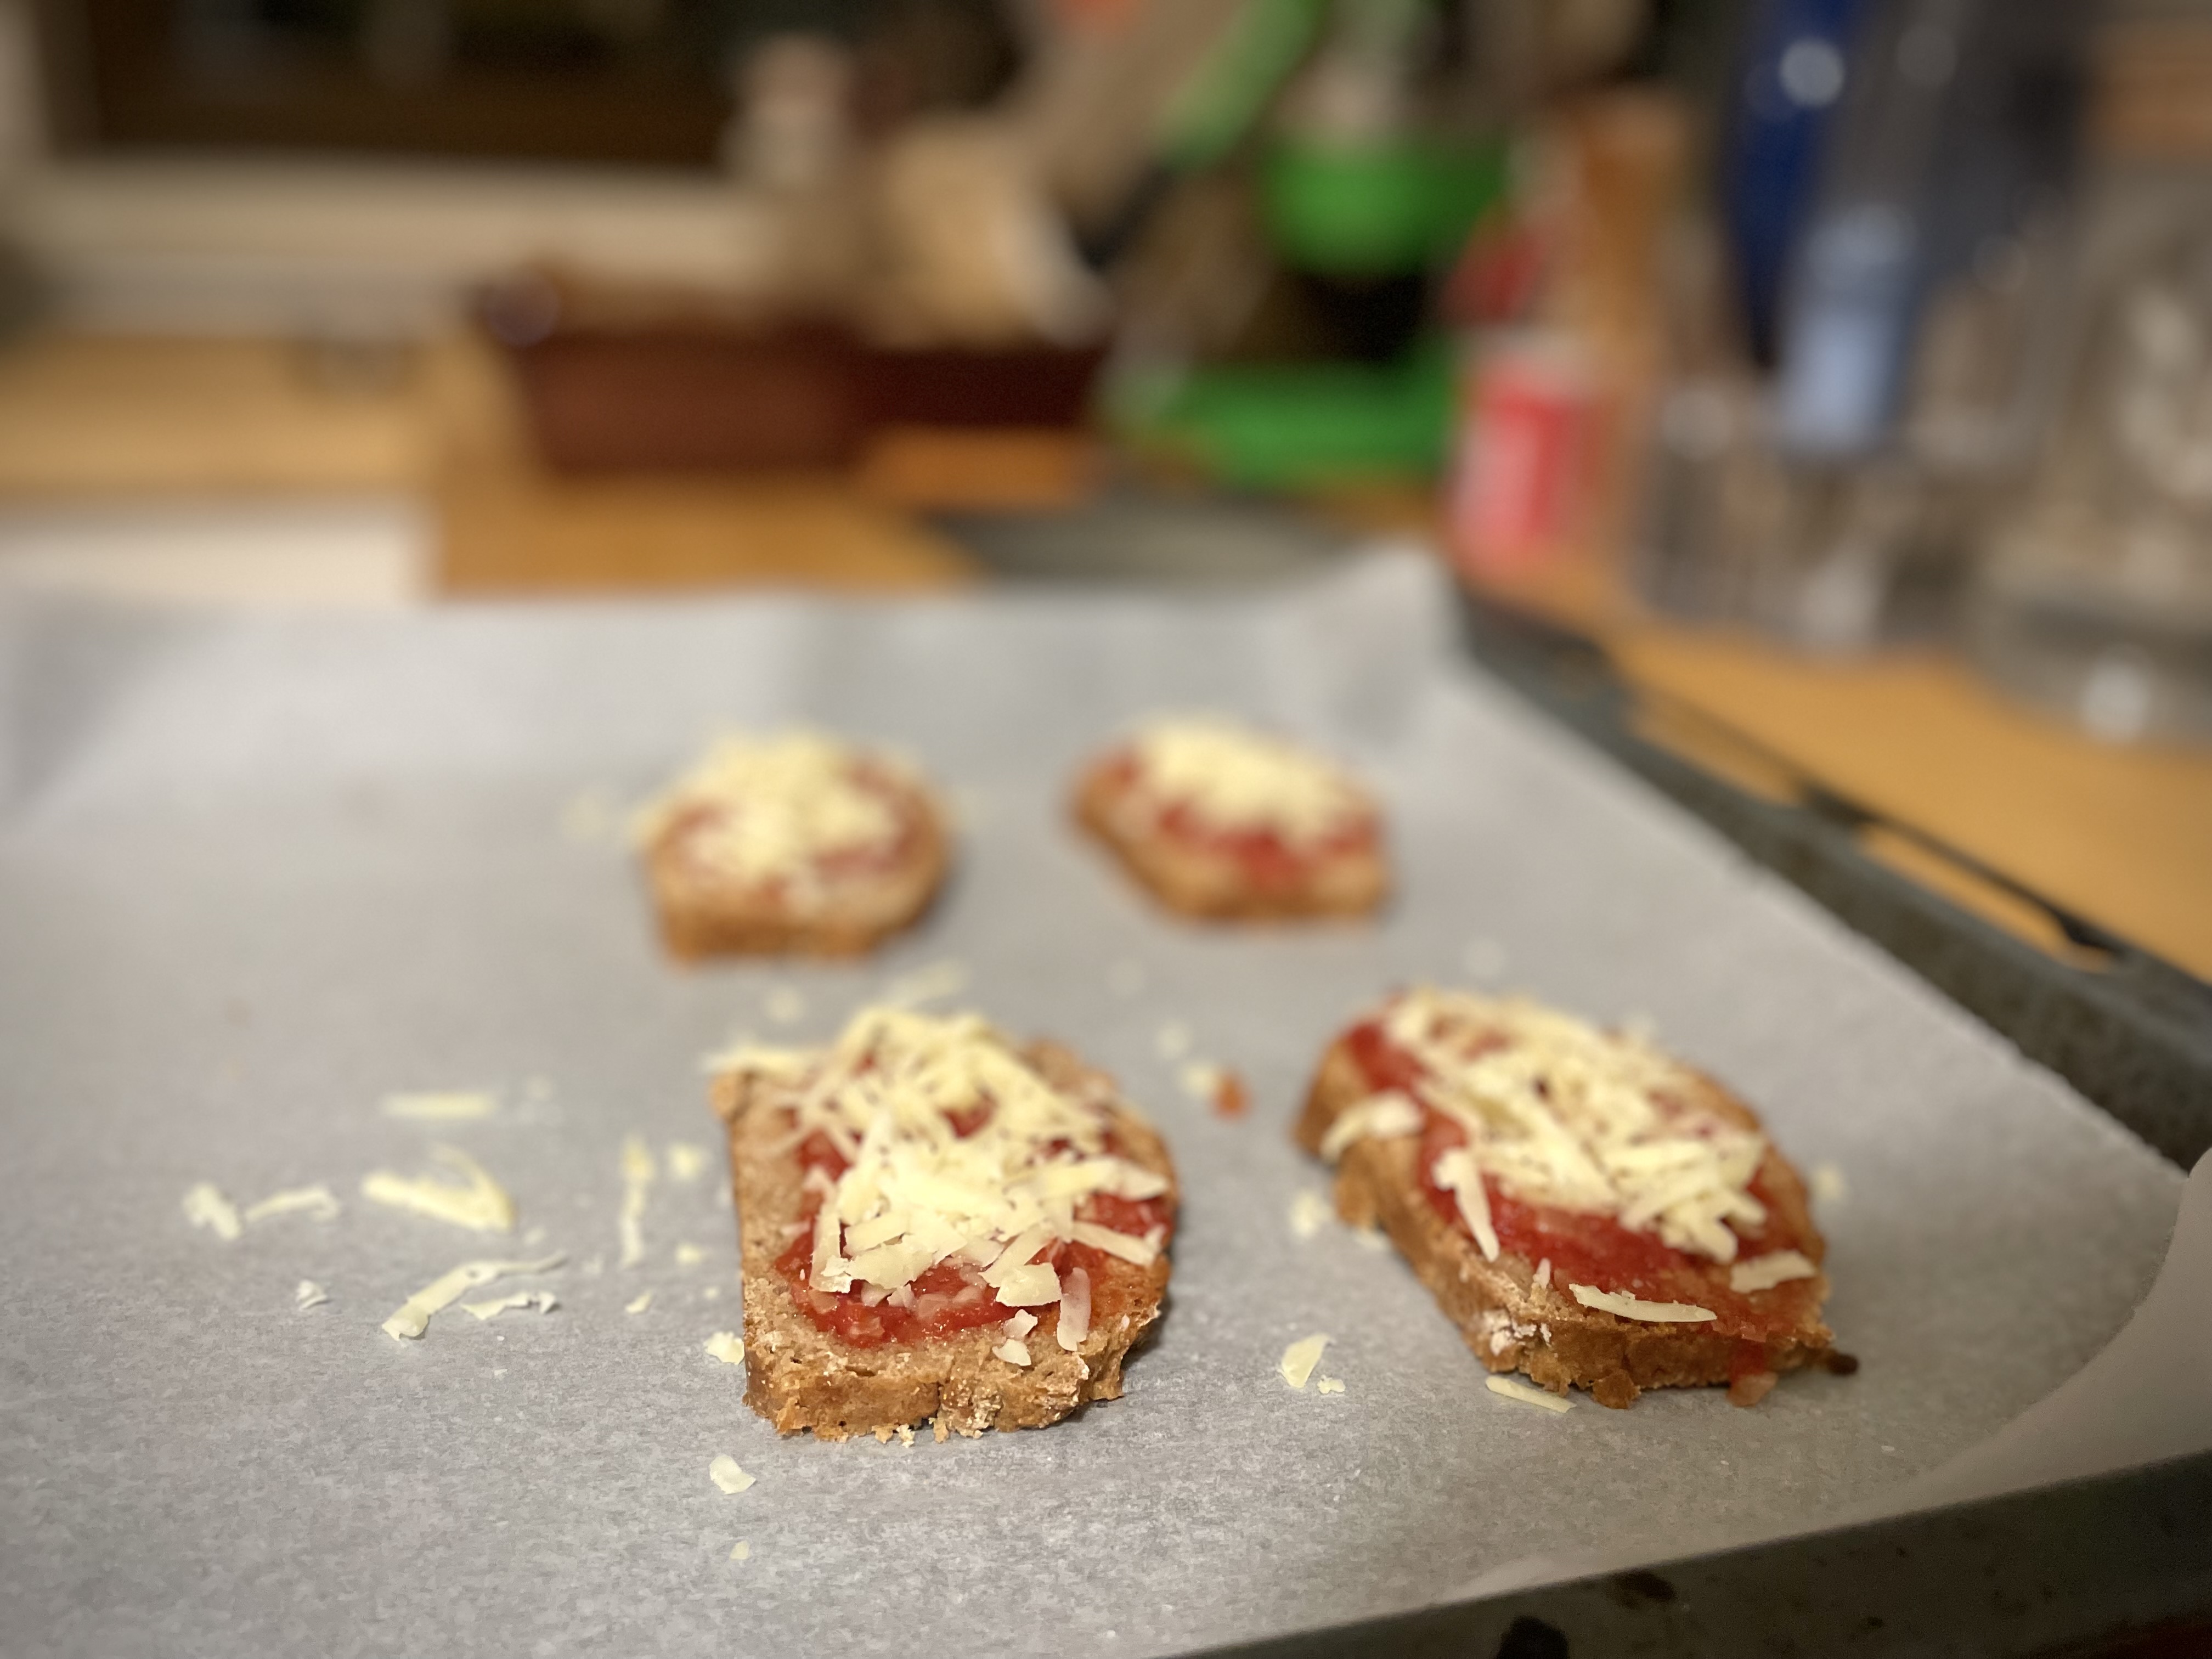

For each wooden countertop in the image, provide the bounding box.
[2,326,2205,977]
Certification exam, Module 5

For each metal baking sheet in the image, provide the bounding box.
[0,555,2185,1657]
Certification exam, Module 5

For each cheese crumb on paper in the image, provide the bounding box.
[625,1290,653,1315]
[706,1331,745,1365]
[244,1184,341,1225]
[674,1243,707,1268]
[461,1290,557,1321]
[1570,1284,1717,1323]
[183,1183,243,1242]
[665,1142,709,1183]
[1289,1190,1334,1239]
[1279,1333,1330,1390]
[381,1254,564,1341]
[1154,1021,1192,1060]
[1487,1374,1573,1413]
[1730,1250,1820,1294]
[1316,1377,1345,1395]
[380,1091,498,1122]
[1811,1163,1849,1207]
[702,1284,723,1301]
[708,1454,755,1494]
[361,1146,516,1233]
[729,1541,751,1562]
[618,1136,656,1268]
[295,1280,329,1311]
[895,1424,915,1448]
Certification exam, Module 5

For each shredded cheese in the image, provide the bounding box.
[1569,1283,1717,1323]
[1289,1189,1334,1239]
[992,1338,1034,1367]
[708,1454,755,1494]
[1316,1377,1346,1395]
[1318,1092,1422,1162]
[1279,1333,1330,1390]
[729,1541,751,1562]
[182,1183,242,1242]
[461,1290,557,1321]
[381,1254,563,1340]
[674,1243,707,1268]
[632,730,913,913]
[1730,1250,1820,1293]
[624,1290,653,1315]
[665,1142,709,1182]
[618,1136,655,1268]
[718,1006,1167,1307]
[706,1330,746,1365]
[294,1279,329,1311]
[1119,716,1367,847]
[1486,1374,1573,1413]
[380,1091,497,1122]
[1367,990,1772,1264]
[243,1184,341,1225]
[361,1146,516,1234]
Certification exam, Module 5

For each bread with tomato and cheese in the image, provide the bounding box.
[1073,715,1387,921]
[1295,989,1837,1408]
[713,1006,1177,1439]
[634,729,949,960]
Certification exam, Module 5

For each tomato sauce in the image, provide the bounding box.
[774,1113,1173,1349]
[1102,751,1375,889]
[1346,1017,1817,1342]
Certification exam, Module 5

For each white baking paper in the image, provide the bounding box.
[0,554,2184,1657]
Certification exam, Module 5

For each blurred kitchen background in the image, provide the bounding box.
[0,0,2207,973]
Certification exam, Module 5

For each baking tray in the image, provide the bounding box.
[0,555,2194,1657]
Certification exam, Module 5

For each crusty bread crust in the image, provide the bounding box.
[645,783,950,961]
[714,1040,1175,1440]
[1295,1036,1832,1408]
[1071,760,1387,922]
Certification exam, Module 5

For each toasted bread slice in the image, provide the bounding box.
[714,1011,1176,1440]
[1295,992,1835,1409]
[636,731,949,960]
[1073,716,1387,922]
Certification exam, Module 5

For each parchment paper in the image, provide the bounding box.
[0,553,2185,1658]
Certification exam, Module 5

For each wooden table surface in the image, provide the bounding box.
[3,326,2206,978]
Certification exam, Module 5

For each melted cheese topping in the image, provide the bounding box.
[723,1006,1167,1304]
[1376,989,1770,1265]
[1119,716,1367,846]
[634,730,911,909]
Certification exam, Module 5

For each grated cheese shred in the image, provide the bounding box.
[633,730,913,915]
[724,1006,1167,1308]
[1117,716,1368,847]
[1366,990,1772,1266]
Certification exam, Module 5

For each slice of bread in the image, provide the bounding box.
[1294,994,1836,1409]
[1072,717,1387,922]
[714,1018,1176,1440]
[637,731,949,960]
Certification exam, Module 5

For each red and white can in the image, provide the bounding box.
[1448,329,1596,581]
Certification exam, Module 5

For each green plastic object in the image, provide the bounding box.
[1111,340,1457,489]
[1158,0,1330,171]
[1262,137,1509,275]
